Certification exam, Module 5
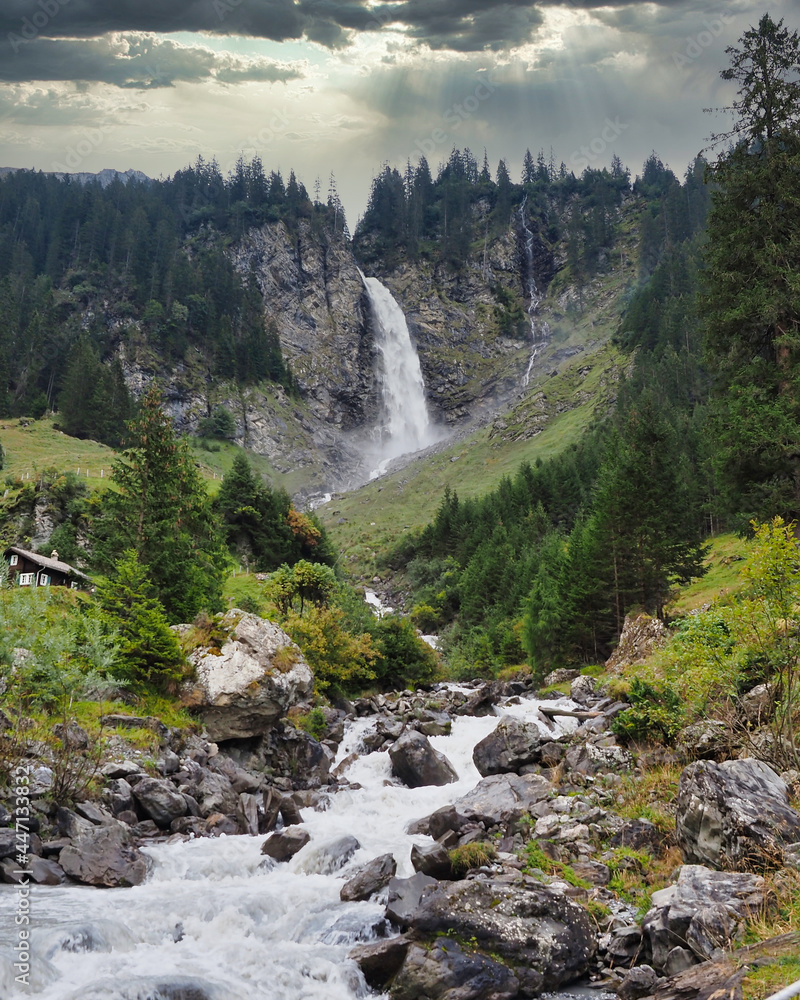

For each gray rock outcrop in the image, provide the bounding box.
[605,612,667,674]
[181,610,314,741]
[676,758,800,868]
[391,939,519,1000]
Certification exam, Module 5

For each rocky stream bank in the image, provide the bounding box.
[1,631,799,999]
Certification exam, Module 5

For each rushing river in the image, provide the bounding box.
[0,693,577,1000]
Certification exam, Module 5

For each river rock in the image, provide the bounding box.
[132,777,187,828]
[56,807,94,840]
[192,771,239,818]
[75,801,114,826]
[254,723,332,788]
[390,939,519,1000]
[410,841,453,880]
[29,856,66,885]
[405,876,597,994]
[472,717,542,776]
[413,709,452,738]
[297,834,360,874]
[341,853,397,901]
[58,824,148,887]
[453,773,552,827]
[676,758,800,868]
[181,610,314,741]
[351,938,411,989]
[260,826,310,862]
[101,760,142,780]
[641,865,765,972]
[618,965,663,1000]
[386,872,439,927]
[388,731,458,788]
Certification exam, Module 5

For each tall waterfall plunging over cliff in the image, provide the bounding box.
[519,195,551,387]
[360,274,442,476]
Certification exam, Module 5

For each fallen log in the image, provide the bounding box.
[537,707,603,721]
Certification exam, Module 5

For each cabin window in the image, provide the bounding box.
[9,554,18,567]
[18,573,35,586]
[39,574,50,586]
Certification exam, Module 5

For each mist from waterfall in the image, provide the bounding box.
[360,274,443,478]
[519,195,551,387]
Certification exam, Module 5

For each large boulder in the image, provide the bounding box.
[131,777,187,828]
[676,758,800,869]
[453,773,552,827]
[472,717,542,776]
[181,610,314,741]
[404,875,597,995]
[642,865,765,973]
[389,731,458,788]
[58,825,148,887]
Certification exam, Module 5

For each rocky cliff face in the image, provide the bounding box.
[359,208,558,425]
[230,221,379,433]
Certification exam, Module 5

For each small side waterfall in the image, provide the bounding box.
[519,195,551,387]
[360,274,441,477]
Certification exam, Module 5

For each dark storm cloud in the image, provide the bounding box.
[0,0,726,58]
[0,34,303,87]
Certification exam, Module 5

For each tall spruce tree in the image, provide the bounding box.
[92,387,226,621]
[702,14,800,525]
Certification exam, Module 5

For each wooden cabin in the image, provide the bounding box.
[4,546,91,590]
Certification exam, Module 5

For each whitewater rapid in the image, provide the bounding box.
[0,693,577,1000]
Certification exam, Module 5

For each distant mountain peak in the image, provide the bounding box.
[0,167,150,187]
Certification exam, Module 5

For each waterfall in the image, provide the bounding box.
[0,691,579,1000]
[360,274,440,477]
[519,195,551,387]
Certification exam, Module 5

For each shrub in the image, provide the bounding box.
[611,677,683,745]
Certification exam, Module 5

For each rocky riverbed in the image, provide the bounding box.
[1,670,799,1000]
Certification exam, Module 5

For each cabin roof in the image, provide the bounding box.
[5,546,90,581]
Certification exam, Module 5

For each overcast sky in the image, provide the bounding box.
[0,0,796,222]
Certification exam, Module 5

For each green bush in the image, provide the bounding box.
[611,677,683,745]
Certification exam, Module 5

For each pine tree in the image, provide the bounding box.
[702,14,800,524]
[97,550,186,691]
[92,387,226,621]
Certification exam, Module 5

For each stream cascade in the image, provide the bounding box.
[0,690,577,1000]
